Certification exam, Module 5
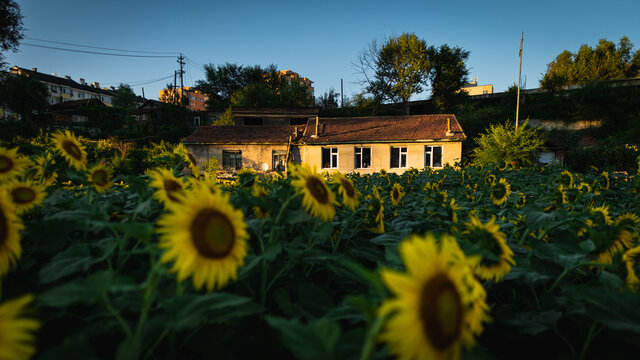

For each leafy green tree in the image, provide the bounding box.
[316,88,340,111]
[230,76,314,108]
[429,44,470,113]
[541,36,640,90]
[0,73,48,121]
[471,121,546,166]
[0,0,23,68]
[111,84,139,110]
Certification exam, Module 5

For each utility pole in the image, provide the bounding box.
[516,32,523,129]
[173,70,177,105]
[341,78,344,108]
[178,53,185,106]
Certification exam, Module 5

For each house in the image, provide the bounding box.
[159,86,209,111]
[9,66,115,106]
[232,107,319,126]
[183,114,466,174]
[460,78,493,96]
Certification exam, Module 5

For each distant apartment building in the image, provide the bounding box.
[9,66,115,106]
[460,78,493,96]
[279,69,314,97]
[159,86,209,111]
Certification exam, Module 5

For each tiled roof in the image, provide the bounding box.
[303,114,465,143]
[11,67,115,96]
[183,125,303,144]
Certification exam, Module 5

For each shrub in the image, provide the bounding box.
[472,120,546,166]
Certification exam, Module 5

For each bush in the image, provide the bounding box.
[471,120,546,166]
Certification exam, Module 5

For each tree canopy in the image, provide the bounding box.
[0,0,23,68]
[471,121,546,167]
[355,33,470,114]
[540,36,640,90]
[0,73,48,121]
[111,84,139,111]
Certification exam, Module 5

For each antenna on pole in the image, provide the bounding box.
[341,78,344,108]
[516,32,523,129]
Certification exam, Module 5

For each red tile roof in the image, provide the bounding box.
[182,115,465,144]
[303,114,465,143]
[183,125,302,144]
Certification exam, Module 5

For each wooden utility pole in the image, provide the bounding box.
[178,54,185,105]
[173,70,177,105]
[516,32,523,129]
[341,78,344,108]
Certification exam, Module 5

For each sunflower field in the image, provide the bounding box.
[1,130,640,360]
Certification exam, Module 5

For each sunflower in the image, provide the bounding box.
[5,180,47,214]
[514,192,526,208]
[331,173,360,211]
[33,153,57,186]
[148,168,186,205]
[88,164,113,193]
[577,182,591,195]
[558,170,574,188]
[390,183,405,206]
[589,205,613,225]
[236,168,257,188]
[623,246,640,289]
[0,294,41,360]
[251,183,270,218]
[554,184,568,205]
[185,152,200,177]
[290,163,336,222]
[157,186,249,291]
[490,178,511,206]
[445,198,460,223]
[615,213,640,248]
[0,147,30,183]
[462,216,515,282]
[51,130,87,170]
[379,233,490,360]
[379,168,388,177]
[0,193,24,278]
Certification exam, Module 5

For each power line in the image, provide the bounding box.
[21,43,176,58]
[26,37,178,55]
[102,74,175,87]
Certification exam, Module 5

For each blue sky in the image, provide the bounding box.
[7,0,640,101]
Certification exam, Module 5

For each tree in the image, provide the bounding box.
[471,121,546,166]
[0,73,48,121]
[541,36,640,90]
[429,44,470,113]
[316,88,340,111]
[355,33,430,114]
[230,76,314,108]
[112,84,138,110]
[0,0,23,68]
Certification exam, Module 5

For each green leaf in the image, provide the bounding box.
[506,310,562,336]
[38,271,112,308]
[39,244,98,284]
[266,316,341,360]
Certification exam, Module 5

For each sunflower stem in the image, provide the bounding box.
[579,322,599,360]
[549,262,610,292]
[274,193,295,225]
[359,313,389,360]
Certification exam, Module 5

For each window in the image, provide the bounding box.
[425,146,443,168]
[222,150,242,170]
[321,147,338,169]
[193,116,201,126]
[50,86,57,93]
[243,117,263,126]
[390,147,407,168]
[273,150,287,171]
[354,147,371,169]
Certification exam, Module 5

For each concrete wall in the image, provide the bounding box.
[299,141,462,174]
[185,143,289,171]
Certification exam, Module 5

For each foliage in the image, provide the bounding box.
[0,73,48,122]
[212,108,234,126]
[3,137,640,359]
[472,120,546,166]
[111,84,138,111]
[541,36,640,90]
[316,88,340,112]
[0,0,23,68]
[429,44,470,112]
[230,75,314,108]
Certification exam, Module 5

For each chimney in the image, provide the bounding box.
[92,82,100,88]
[446,117,453,137]
[65,75,71,80]
[79,78,86,85]
[32,68,37,72]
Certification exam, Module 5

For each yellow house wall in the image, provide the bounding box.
[461,84,493,96]
[185,143,288,171]
[300,141,462,174]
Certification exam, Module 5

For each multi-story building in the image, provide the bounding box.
[159,86,209,111]
[460,78,493,96]
[9,66,115,106]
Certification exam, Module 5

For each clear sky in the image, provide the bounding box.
[6,0,640,102]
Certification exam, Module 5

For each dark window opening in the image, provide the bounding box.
[289,118,308,125]
[243,117,264,126]
[223,150,242,170]
[355,147,371,169]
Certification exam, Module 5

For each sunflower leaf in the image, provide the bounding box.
[266,316,341,360]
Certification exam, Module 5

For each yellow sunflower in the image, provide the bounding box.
[251,183,270,218]
[0,193,24,278]
[554,184,568,205]
[88,164,113,193]
[0,294,41,360]
[51,130,87,170]
[577,182,591,195]
[558,170,574,188]
[331,173,360,211]
[157,186,249,291]
[290,163,336,222]
[0,147,31,183]
[379,168,388,177]
[514,192,526,208]
[445,198,460,223]
[5,180,47,214]
[589,205,613,225]
[33,153,57,186]
[379,233,490,360]
[623,246,640,289]
[148,168,186,205]
[615,213,640,248]
[390,183,405,207]
[463,216,515,282]
[490,178,511,206]
[185,152,200,177]
[236,168,257,188]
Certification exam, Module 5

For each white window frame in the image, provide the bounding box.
[321,147,338,169]
[354,147,371,169]
[390,146,408,168]
[425,145,443,168]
